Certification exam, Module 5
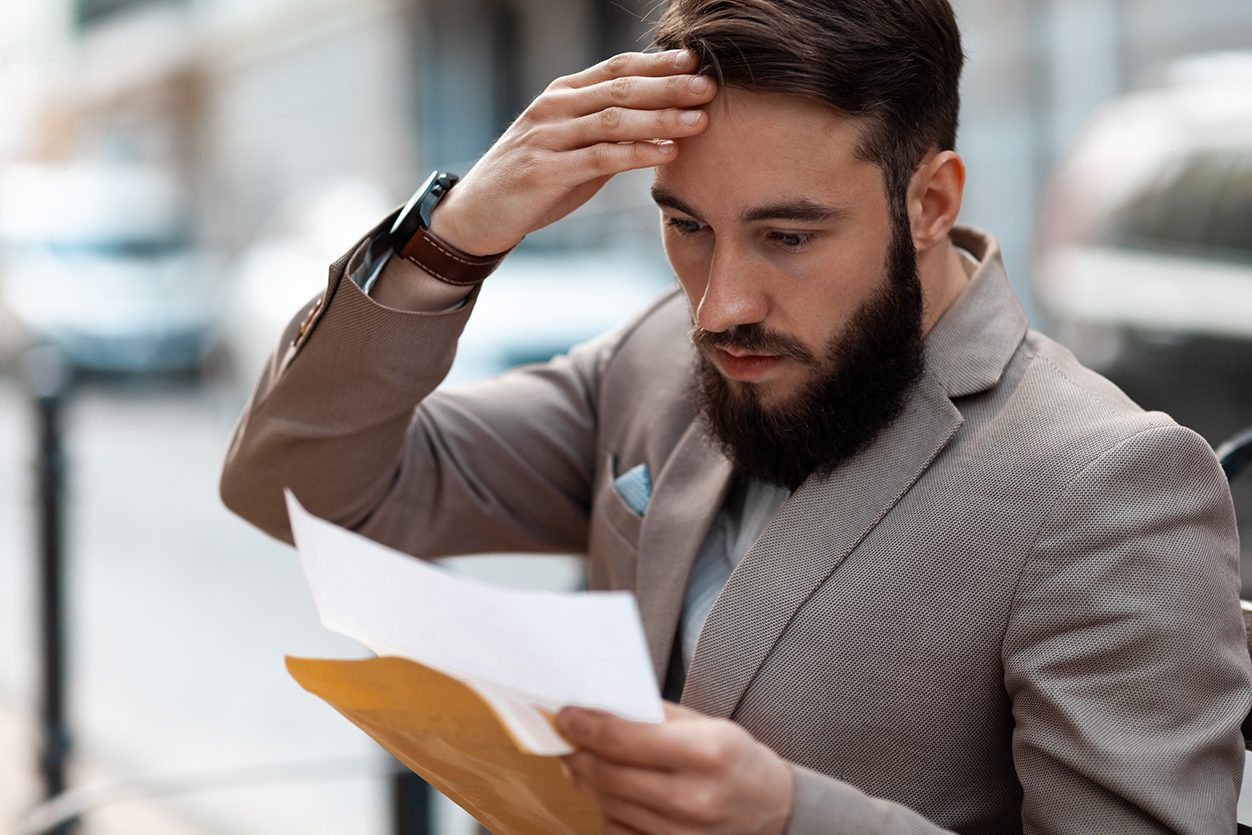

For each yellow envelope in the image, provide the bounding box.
[286,655,602,835]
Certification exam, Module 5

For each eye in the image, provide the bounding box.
[767,231,816,250]
[665,217,707,236]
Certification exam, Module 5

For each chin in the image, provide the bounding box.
[734,378,800,411]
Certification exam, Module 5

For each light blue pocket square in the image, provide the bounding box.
[613,463,652,515]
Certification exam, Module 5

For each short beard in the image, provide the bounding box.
[693,218,926,491]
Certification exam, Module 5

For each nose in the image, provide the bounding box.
[694,245,768,334]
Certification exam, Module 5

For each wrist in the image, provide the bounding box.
[770,756,796,835]
[423,186,515,257]
[390,171,511,286]
[426,190,469,253]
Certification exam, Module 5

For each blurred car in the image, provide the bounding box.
[0,161,220,373]
[1033,52,1252,369]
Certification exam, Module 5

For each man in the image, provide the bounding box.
[221,0,1252,832]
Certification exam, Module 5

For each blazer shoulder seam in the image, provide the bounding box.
[1028,346,1132,415]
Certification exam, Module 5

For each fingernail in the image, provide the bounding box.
[689,75,710,94]
[673,49,693,67]
[680,110,701,126]
[656,140,676,154]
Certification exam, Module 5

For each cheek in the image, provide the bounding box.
[773,257,883,356]
[663,236,710,308]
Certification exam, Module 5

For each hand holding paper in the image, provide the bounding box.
[282,490,664,833]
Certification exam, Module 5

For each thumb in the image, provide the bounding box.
[661,700,703,721]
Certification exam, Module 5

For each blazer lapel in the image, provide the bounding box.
[680,372,964,718]
[635,420,734,685]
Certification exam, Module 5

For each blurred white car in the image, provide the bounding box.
[1033,52,1252,368]
[224,180,676,390]
[0,161,220,373]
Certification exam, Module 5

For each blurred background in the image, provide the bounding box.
[0,0,1250,833]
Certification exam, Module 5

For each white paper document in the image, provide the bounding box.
[285,490,663,755]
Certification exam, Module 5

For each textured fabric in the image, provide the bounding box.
[221,223,1251,834]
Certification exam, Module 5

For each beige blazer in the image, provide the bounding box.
[222,221,1251,834]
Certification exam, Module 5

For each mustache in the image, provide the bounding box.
[691,324,815,365]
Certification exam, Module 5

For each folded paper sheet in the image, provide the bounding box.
[283,491,663,831]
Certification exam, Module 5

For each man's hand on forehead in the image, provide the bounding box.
[429,49,717,257]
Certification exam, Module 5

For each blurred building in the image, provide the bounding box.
[4,0,1252,290]
[0,0,654,260]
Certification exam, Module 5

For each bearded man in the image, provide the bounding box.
[220,0,1251,831]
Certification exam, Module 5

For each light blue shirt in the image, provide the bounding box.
[677,478,790,691]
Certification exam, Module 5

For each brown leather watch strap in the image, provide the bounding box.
[399,226,510,286]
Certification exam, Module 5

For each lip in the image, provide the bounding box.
[711,347,784,382]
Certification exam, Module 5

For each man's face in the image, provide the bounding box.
[654,88,926,489]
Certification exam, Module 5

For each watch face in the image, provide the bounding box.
[390,171,456,247]
[389,173,436,237]
[416,170,441,203]
[417,173,457,228]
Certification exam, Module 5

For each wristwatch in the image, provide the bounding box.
[386,171,510,286]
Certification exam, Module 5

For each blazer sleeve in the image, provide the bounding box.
[219,217,616,557]
[1002,424,1251,834]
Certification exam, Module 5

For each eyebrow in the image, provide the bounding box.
[651,185,848,225]
[742,199,848,224]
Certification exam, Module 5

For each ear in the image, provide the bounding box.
[907,150,965,253]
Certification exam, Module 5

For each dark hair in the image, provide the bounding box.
[653,0,964,217]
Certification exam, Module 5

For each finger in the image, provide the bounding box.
[558,49,698,90]
[560,73,716,118]
[565,751,679,813]
[601,816,654,835]
[562,140,679,180]
[555,107,707,150]
[558,706,724,770]
[599,796,690,835]
[661,701,702,721]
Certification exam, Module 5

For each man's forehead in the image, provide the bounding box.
[653,87,879,218]
[705,88,868,161]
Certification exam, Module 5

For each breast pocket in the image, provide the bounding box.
[587,452,645,591]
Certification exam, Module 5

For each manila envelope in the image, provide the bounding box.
[286,655,602,835]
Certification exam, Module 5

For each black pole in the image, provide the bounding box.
[591,0,614,62]
[23,346,76,835]
[391,767,432,835]
[1218,426,1252,482]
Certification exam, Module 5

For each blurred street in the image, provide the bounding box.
[0,371,390,834]
[0,346,589,833]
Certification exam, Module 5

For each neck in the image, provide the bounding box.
[917,236,971,335]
